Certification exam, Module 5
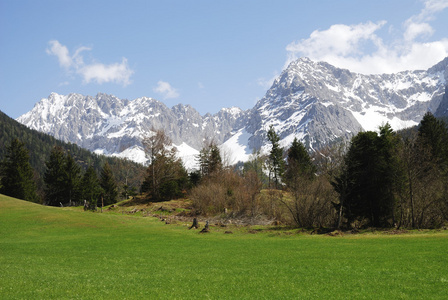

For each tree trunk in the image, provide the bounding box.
[189,218,199,229]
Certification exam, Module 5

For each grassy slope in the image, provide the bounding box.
[1,194,447,299]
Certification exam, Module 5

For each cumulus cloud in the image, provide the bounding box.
[46,40,73,68]
[153,81,180,99]
[286,0,448,74]
[46,40,133,86]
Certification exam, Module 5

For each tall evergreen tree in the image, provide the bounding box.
[285,137,316,183]
[0,138,38,202]
[418,112,448,171]
[198,141,222,178]
[82,166,101,207]
[100,162,118,206]
[333,124,401,227]
[64,154,82,205]
[44,146,66,206]
[415,113,448,226]
[267,125,285,189]
[377,123,402,225]
[142,129,189,201]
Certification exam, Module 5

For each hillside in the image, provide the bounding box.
[0,109,145,192]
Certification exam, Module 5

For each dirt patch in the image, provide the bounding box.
[383,229,409,235]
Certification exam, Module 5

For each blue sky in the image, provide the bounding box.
[1,0,448,119]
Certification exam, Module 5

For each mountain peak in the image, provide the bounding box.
[16,56,448,167]
[428,56,448,74]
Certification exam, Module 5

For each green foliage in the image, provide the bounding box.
[64,154,82,205]
[81,166,101,206]
[188,170,201,187]
[43,146,67,206]
[267,125,285,189]
[0,110,145,196]
[0,139,39,202]
[395,113,448,228]
[143,154,188,201]
[198,141,222,177]
[142,129,189,201]
[44,147,85,206]
[334,124,401,227]
[418,112,448,172]
[284,137,316,183]
[100,162,118,206]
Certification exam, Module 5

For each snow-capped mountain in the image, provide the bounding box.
[17,57,448,168]
[238,57,447,156]
[17,92,244,168]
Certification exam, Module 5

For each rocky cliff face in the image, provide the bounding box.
[17,92,245,166]
[238,57,447,154]
[17,57,448,167]
[435,86,448,117]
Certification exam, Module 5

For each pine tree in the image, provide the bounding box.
[414,113,448,227]
[198,141,222,178]
[142,129,189,201]
[418,112,448,171]
[100,162,118,206]
[64,154,82,205]
[267,125,285,189]
[0,138,38,202]
[82,166,101,208]
[44,146,66,206]
[333,124,401,227]
[285,137,315,184]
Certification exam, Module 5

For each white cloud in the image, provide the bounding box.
[46,40,133,86]
[80,59,133,86]
[153,81,180,99]
[404,22,434,41]
[415,0,448,20]
[286,0,448,74]
[46,40,72,68]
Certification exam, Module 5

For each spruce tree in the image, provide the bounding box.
[267,125,285,189]
[44,146,66,206]
[285,137,316,184]
[64,154,82,205]
[418,112,448,171]
[82,166,101,207]
[100,162,118,206]
[198,141,222,178]
[333,124,401,227]
[142,129,189,201]
[0,138,38,202]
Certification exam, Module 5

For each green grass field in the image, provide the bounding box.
[1,194,447,299]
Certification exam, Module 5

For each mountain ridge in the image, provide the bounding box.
[17,57,448,167]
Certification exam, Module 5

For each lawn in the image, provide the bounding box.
[1,194,447,299]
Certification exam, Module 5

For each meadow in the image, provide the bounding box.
[1,194,447,299]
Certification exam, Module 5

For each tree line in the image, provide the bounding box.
[2,108,447,229]
[0,142,120,208]
[187,112,448,229]
[0,110,145,203]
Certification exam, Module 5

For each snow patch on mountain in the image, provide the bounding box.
[220,128,252,165]
[16,57,448,168]
[175,143,199,170]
